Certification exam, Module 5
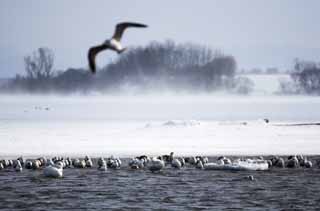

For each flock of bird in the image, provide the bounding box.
[0,153,316,179]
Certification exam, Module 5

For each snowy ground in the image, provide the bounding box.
[1,94,320,157]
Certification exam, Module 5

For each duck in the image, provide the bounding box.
[88,22,148,73]
[43,162,63,178]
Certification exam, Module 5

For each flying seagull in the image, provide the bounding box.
[88,22,148,73]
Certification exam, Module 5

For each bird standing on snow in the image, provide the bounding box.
[88,22,148,73]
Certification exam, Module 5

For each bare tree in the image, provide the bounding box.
[24,47,54,79]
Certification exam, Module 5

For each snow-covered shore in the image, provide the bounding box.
[0,94,320,157]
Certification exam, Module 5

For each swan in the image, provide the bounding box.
[305,160,313,168]
[17,156,25,166]
[196,160,204,169]
[73,159,86,168]
[88,22,148,73]
[171,158,182,169]
[129,158,145,169]
[15,160,23,172]
[107,156,121,169]
[97,158,107,171]
[148,157,165,172]
[85,159,93,168]
[32,159,41,170]
[270,156,285,168]
[161,152,174,164]
[185,156,197,165]
[286,156,299,168]
[25,160,33,169]
[43,162,63,178]
[0,159,9,168]
[217,156,231,165]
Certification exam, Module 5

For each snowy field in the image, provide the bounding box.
[1,92,320,157]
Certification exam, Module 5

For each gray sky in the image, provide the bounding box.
[1,0,320,77]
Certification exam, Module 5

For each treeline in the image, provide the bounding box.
[280,59,320,95]
[1,41,254,94]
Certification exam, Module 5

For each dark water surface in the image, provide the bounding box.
[1,158,320,210]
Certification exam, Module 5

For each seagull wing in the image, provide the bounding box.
[88,44,109,73]
[112,22,148,41]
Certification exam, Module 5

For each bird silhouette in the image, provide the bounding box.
[88,22,148,73]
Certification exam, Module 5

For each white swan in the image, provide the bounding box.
[73,159,86,168]
[129,158,145,169]
[305,160,313,168]
[148,157,165,172]
[15,160,23,172]
[43,162,63,178]
[186,156,197,165]
[107,156,121,169]
[97,158,107,171]
[171,158,182,169]
[286,156,299,168]
[196,160,204,169]
[85,159,93,168]
[88,22,148,73]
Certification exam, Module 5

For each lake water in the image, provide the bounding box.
[1,157,320,210]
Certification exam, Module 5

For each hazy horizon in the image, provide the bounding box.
[1,0,320,77]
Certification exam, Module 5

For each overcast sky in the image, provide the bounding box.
[1,0,320,77]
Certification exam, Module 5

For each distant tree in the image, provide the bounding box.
[24,47,54,80]
[290,59,320,94]
[278,78,297,94]
[249,68,263,74]
[98,40,236,92]
[2,41,242,94]
[266,67,279,74]
[231,76,254,95]
[54,68,92,93]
